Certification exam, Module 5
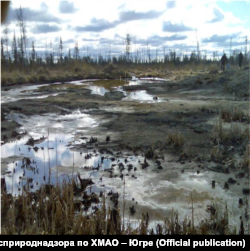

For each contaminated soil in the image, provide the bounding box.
[1,68,250,231]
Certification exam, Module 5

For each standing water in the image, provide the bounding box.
[1,78,248,231]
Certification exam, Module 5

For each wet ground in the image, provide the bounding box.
[1,69,249,231]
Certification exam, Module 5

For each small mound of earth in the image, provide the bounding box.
[102,63,127,79]
[226,71,249,96]
[104,91,126,100]
[103,63,116,73]
[208,69,219,74]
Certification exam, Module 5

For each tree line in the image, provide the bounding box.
[1,7,249,72]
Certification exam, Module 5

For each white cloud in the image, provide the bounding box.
[59,1,77,14]
[5,0,249,57]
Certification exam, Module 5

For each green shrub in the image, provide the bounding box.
[17,76,27,84]
[39,75,47,82]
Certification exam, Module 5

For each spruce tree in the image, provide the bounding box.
[31,41,36,65]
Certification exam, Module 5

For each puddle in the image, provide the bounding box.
[83,79,139,96]
[1,77,171,104]
[67,79,99,85]
[139,77,168,81]
[6,109,98,135]
[2,134,73,194]
[81,79,164,102]
[1,110,102,194]
[1,78,166,104]
[101,106,135,113]
[1,83,63,103]
[78,154,247,230]
[124,90,163,103]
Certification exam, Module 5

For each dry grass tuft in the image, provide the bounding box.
[220,107,244,122]
[166,132,185,148]
[1,179,122,235]
[211,117,225,144]
[211,118,245,144]
[240,144,250,171]
[210,144,224,162]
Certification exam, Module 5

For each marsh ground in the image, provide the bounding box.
[1,67,249,233]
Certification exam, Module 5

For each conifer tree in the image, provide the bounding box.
[31,41,36,65]
[68,48,71,59]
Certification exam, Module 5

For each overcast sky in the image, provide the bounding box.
[3,0,250,58]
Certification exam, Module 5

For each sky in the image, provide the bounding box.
[2,0,250,59]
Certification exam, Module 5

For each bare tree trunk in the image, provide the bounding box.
[16,6,28,61]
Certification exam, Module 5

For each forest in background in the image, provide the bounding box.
[1,6,249,86]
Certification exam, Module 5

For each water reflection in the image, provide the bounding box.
[87,86,110,95]
[1,110,101,194]
[3,133,73,195]
[1,78,166,104]
[82,79,164,102]
[1,77,247,231]
[124,90,162,103]
[1,110,246,229]
[7,110,98,136]
[1,108,140,196]
[1,79,134,100]
[1,130,139,196]
[84,79,139,96]
[1,84,54,103]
